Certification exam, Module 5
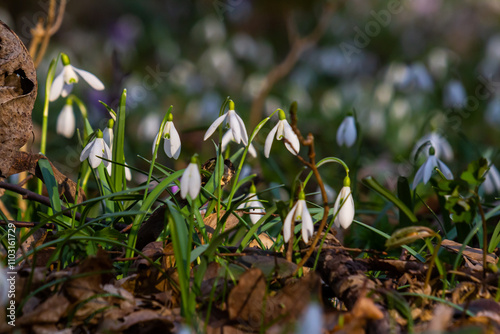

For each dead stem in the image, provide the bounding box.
[29,0,67,68]
[287,103,331,276]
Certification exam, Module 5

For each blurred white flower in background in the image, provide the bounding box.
[413,146,453,189]
[336,115,357,147]
[295,302,323,334]
[412,132,453,161]
[485,96,500,125]
[443,80,467,109]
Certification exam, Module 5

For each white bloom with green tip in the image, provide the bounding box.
[103,119,114,151]
[56,99,75,138]
[264,109,300,157]
[153,112,181,159]
[283,191,313,243]
[333,176,355,229]
[80,130,111,168]
[238,184,265,224]
[50,53,105,101]
[204,100,248,145]
[336,115,356,147]
[180,156,201,199]
[413,146,453,189]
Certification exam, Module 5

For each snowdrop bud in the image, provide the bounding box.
[180,155,201,199]
[103,119,114,150]
[61,53,71,66]
[336,115,357,147]
[56,98,75,138]
[333,176,355,229]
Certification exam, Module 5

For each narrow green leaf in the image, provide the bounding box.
[362,176,418,223]
[38,159,62,213]
[113,89,127,192]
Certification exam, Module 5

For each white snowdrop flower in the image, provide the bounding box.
[80,130,112,168]
[204,100,248,146]
[333,177,355,229]
[56,99,75,138]
[180,156,201,199]
[103,119,114,151]
[237,184,265,224]
[336,115,357,147]
[412,132,453,161]
[264,108,300,157]
[152,112,181,159]
[296,302,323,334]
[483,162,500,195]
[413,146,453,189]
[283,192,313,243]
[221,130,257,158]
[410,63,434,92]
[443,80,467,109]
[50,53,105,101]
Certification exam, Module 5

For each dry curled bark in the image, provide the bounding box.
[317,248,398,334]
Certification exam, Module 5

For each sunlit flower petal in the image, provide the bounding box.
[180,160,201,199]
[49,72,65,101]
[80,133,111,169]
[73,67,105,90]
[164,121,181,159]
[333,186,355,229]
[264,123,279,158]
[283,198,313,243]
[282,121,300,155]
[56,104,75,138]
[265,109,300,157]
[203,113,226,141]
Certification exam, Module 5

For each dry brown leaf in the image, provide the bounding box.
[442,239,498,267]
[99,309,175,332]
[0,20,37,178]
[17,293,70,326]
[228,268,267,325]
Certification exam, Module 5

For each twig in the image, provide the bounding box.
[287,102,332,276]
[29,0,67,68]
[0,181,89,223]
[248,3,336,128]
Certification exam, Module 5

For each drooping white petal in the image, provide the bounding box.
[203,114,227,141]
[299,200,314,243]
[413,162,426,190]
[227,111,242,144]
[283,202,297,243]
[264,123,279,158]
[246,195,265,225]
[88,139,105,168]
[164,122,181,159]
[437,159,453,180]
[234,112,249,146]
[180,162,201,199]
[49,71,65,101]
[337,116,357,147]
[333,187,355,229]
[61,83,73,98]
[221,130,233,153]
[103,127,114,150]
[73,67,105,90]
[63,65,79,84]
[56,104,75,138]
[336,119,347,146]
[423,156,437,185]
[282,121,300,155]
[248,143,257,158]
[125,163,132,181]
[80,139,95,163]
